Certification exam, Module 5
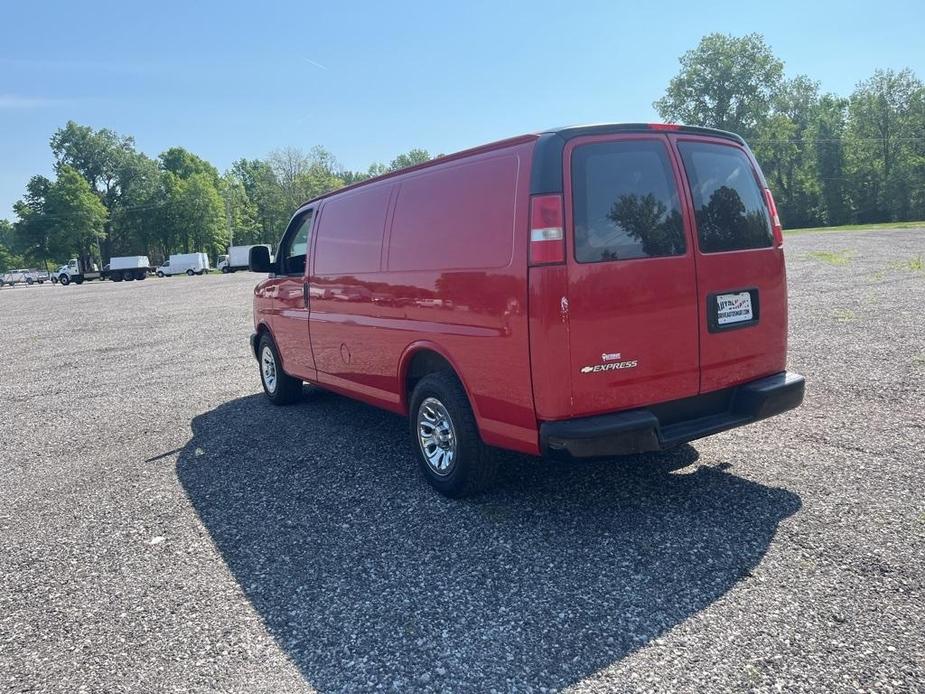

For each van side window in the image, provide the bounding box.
[677,142,773,253]
[280,209,314,275]
[572,140,685,262]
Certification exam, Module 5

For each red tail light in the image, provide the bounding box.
[529,194,565,266]
[648,123,681,131]
[764,188,783,247]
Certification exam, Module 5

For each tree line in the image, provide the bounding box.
[2,32,923,272]
[654,33,925,229]
[0,123,434,271]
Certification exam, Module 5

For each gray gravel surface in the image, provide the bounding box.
[1,229,923,693]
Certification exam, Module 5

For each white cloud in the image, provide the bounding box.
[0,94,67,109]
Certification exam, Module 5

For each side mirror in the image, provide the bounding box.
[249,246,274,273]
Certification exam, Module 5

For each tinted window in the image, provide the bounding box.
[281,209,313,275]
[572,140,685,262]
[677,142,772,253]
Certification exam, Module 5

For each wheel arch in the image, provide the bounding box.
[398,341,480,421]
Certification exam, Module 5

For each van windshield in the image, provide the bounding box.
[677,142,773,253]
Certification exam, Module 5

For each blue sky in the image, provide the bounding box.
[2,0,923,218]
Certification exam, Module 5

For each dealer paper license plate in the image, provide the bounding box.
[716,292,754,325]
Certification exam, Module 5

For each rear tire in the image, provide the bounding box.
[136,270,146,280]
[123,270,134,281]
[258,334,302,405]
[156,271,165,278]
[409,371,498,497]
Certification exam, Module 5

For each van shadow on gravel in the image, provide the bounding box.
[176,390,801,692]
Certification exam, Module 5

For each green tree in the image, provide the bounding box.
[846,68,925,221]
[0,244,21,272]
[159,172,227,258]
[44,167,109,265]
[50,121,135,206]
[159,147,220,185]
[221,174,261,246]
[268,146,344,212]
[0,219,13,247]
[389,148,432,171]
[808,95,850,225]
[654,33,784,139]
[0,219,21,271]
[229,158,290,242]
[49,121,150,258]
[109,152,163,257]
[752,76,823,228]
[12,176,59,268]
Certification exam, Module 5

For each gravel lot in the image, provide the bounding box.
[1,228,923,693]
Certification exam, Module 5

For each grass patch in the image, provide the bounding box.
[786,221,925,235]
[832,308,856,322]
[886,255,924,273]
[807,249,854,266]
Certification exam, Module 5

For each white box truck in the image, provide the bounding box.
[55,256,152,285]
[218,245,271,273]
[155,252,210,277]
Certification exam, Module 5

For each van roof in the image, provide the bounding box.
[296,123,745,209]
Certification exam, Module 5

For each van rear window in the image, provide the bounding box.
[677,142,773,253]
[571,140,685,262]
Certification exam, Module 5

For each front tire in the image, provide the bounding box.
[156,271,165,278]
[258,334,302,405]
[59,274,70,286]
[409,371,498,497]
[186,269,194,276]
[221,266,229,274]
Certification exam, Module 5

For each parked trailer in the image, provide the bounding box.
[156,252,210,277]
[30,269,51,284]
[218,245,270,273]
[55,256,152,285]
[1,268,51,287]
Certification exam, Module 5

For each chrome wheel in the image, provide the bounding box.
[417,397,457,476]
[261,345,278,394]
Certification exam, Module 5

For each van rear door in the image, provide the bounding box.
[563,134,701,417]
[672,136,788,393]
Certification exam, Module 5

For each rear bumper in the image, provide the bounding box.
[540,371,805,459]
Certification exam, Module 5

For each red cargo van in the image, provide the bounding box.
[249,123,804,497]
